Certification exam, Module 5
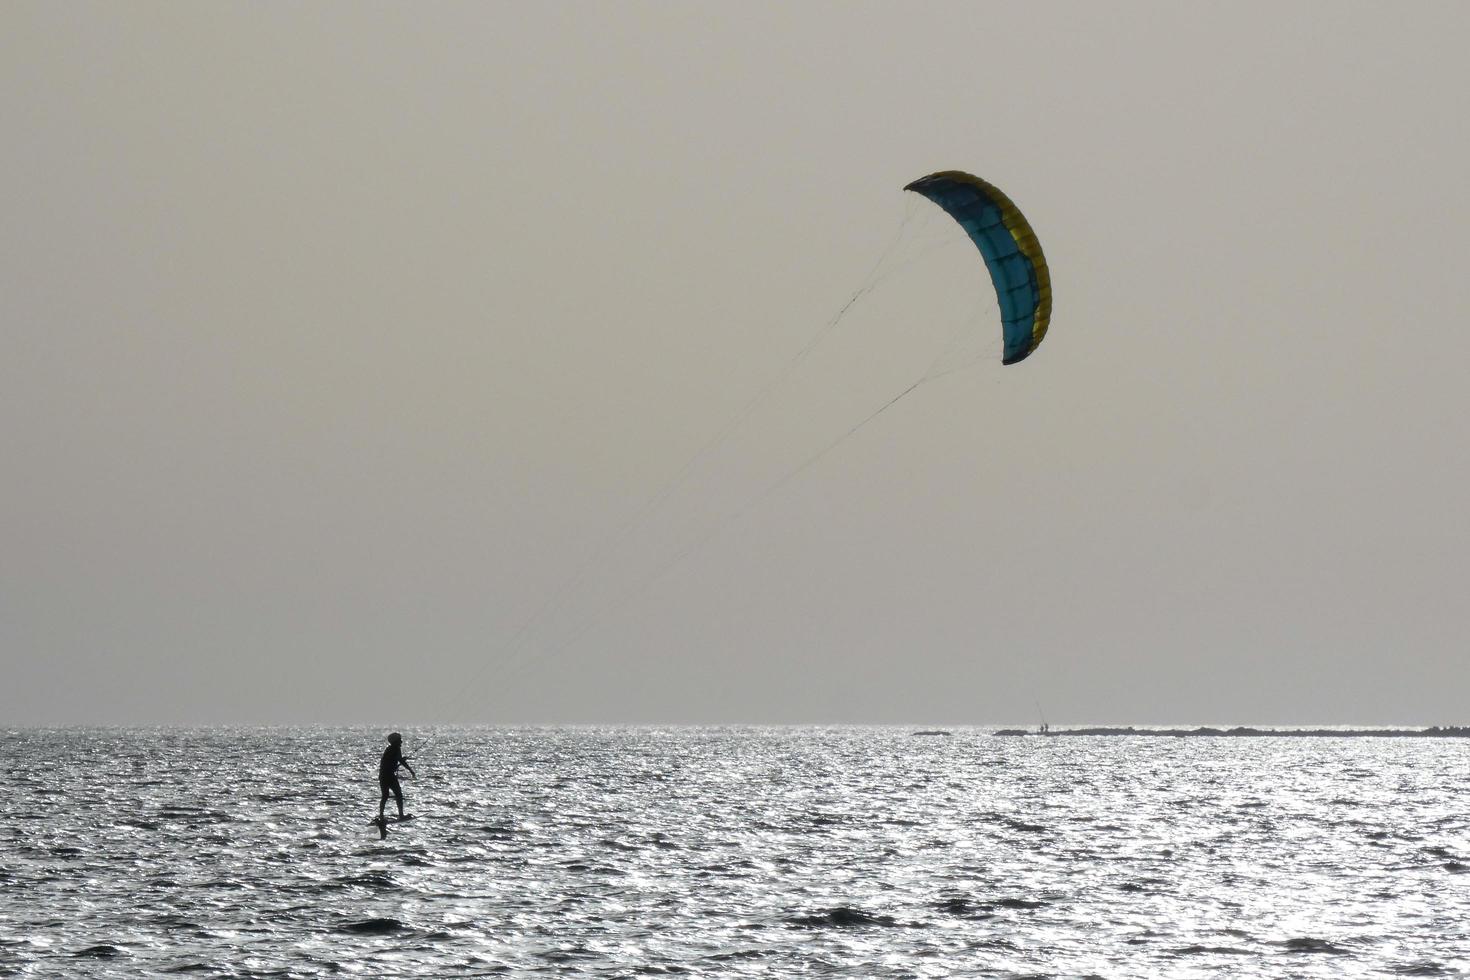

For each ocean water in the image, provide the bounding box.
[5,727,1469,978]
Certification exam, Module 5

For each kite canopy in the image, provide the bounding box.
[903,171,1051,365]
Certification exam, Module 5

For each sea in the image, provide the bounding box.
[4,726,1469,978]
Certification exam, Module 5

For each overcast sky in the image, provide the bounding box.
[4,2,1469,726]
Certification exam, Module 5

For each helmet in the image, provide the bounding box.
[388,732,402,744]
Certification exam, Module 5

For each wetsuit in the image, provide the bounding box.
[379,743,406,814]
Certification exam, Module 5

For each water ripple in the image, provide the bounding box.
[6,727,1470,977]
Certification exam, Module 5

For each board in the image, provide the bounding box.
[369,813,415,838]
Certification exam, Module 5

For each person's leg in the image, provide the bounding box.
[391,777,405,818]
[379,780,390,819]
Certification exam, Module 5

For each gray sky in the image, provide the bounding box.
[5,2,1469,726]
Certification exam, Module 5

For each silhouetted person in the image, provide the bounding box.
[378,732,416,821]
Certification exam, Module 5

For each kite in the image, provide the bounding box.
[904,171,1052,365]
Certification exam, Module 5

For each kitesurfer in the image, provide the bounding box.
[378,732,416,821]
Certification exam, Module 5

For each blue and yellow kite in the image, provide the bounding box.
[904,171,1052,365]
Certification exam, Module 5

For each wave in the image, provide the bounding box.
[339,917,406,934]
[786,906,902,928]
